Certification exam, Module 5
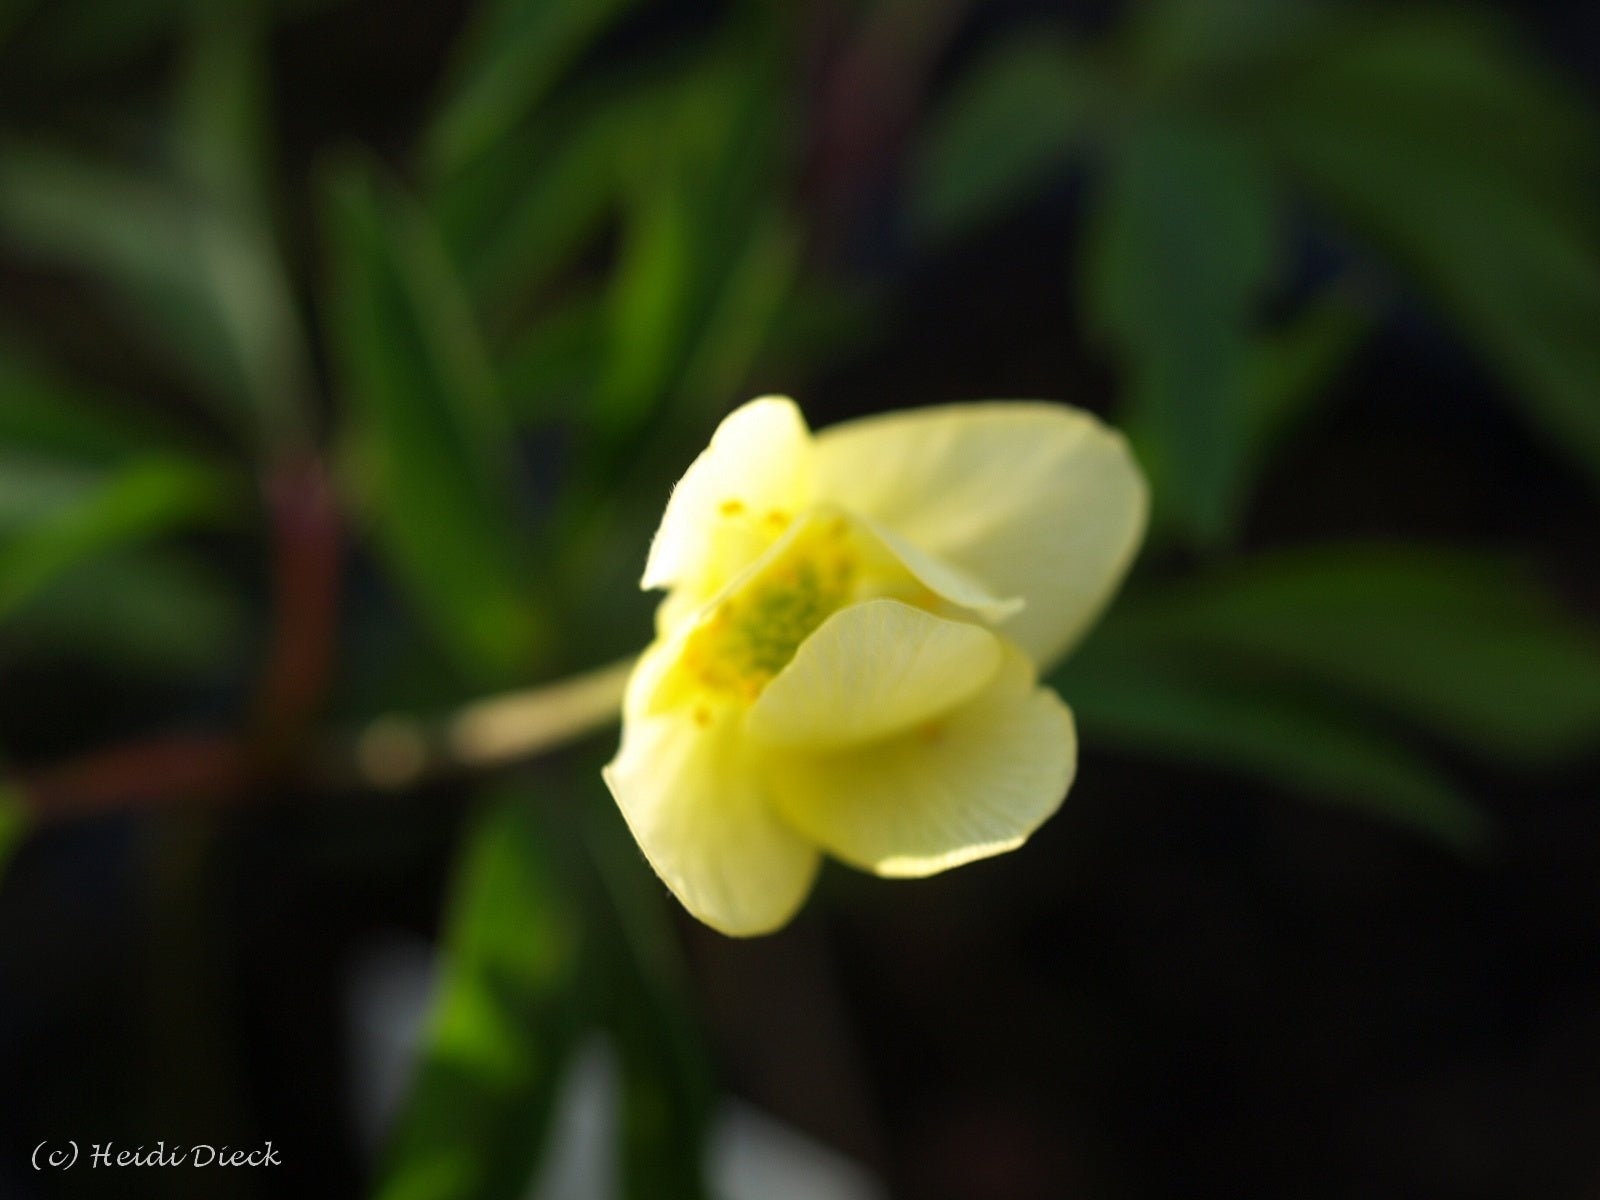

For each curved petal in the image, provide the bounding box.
[642,396,815,596]
[747,599,1003,750]
[814,402,1147,667]
[769,646,1076,878]
[854,512,1023,624]
[641,508,1018,717]
[603,691,819,936]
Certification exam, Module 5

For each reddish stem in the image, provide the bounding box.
[20,735,247,819]
[249,454,343,762]
[804,0,976,258]
[14,455,343,822]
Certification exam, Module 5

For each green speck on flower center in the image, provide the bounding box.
[684,515,857,700]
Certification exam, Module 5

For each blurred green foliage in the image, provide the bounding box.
[3,0,1600,1194]
[378,792,585,1200]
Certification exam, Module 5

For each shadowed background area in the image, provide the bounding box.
[1,0,1599,1197]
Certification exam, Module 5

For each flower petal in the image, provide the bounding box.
[603,692,820,936]
[747,599,1003,750]
[642,396,813,597]
[641,507,1017,718]
[769,646,1076,877]
[853,512,1023,623]
[814,402,1147,667]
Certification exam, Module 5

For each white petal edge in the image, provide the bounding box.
[768,646,1076,877]
[813,402,1147,668]
[747,599,1003,751]
[603,695,820,937]
[642,396,814,593]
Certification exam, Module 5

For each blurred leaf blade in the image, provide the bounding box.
[595,173,697,432]
[590,42,792,440]
[377,792,581,1200]
[425,0,641,179]
[1240,283,1372,468]
[1250,8,1600,492]
[583,796,713,1200]
[0,782,30,884]
[435,86,634,314]
[1116,545,1600,765]
[1085,115,1279,544]
[172,0,313,451]
[11,0,186,72]
[912,32,1104,241]
[174,0,271,216]
[1058,627,1491,852]
[0,346,207,466]
[676,210,801,413]
[0,457,235,619]
[0,552,245,678]
[324,161,542,684]
[499,292,607,422]
[0,145,306,449]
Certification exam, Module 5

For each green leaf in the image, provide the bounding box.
[0,146,307,449]
[376,792,582,1200]
[1112,545,1600,765]
[0,782,30,885]
[590,44,791,438]
[911,32,1105,241]
[594,173,697,432]
[0,551,245,678]
[323,162,542,684]
[1125,0,1328,92]
[1058,628,1490,853]
[0,455,101,534]
[12,0,186,71]
[173,0,272,217]
[0,458,234,619]
[1240,284,1372,469]
[1249,9,1600,493]
[1132,286,1371,547]
[0,344,208,465]
[677,211,801,413]
[433,85,638,315]
[424,0,641,179]
[498,292,607,421]
[1085,114,1279,544]
[582,796,712,1200]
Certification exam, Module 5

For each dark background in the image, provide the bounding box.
[2,1,1600,1197]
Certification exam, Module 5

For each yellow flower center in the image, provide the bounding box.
[682,514,858,701]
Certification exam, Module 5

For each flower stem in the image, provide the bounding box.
[13,658,638,820]
[332,656,637,791]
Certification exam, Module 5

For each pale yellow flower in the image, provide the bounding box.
[603,397,1147,935]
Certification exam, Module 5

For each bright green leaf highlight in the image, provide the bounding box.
[377,793,581,1200]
